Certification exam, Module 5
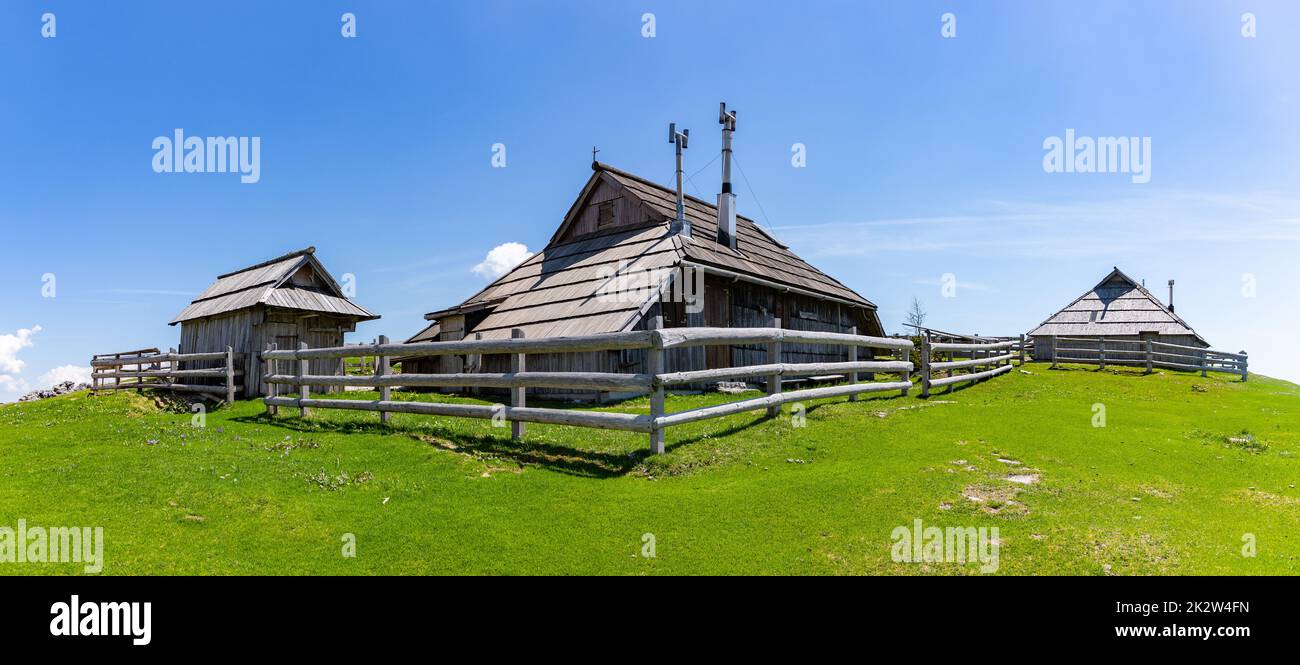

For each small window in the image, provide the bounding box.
[597,201,616,228]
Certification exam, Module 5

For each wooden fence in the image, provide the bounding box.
[919,334,1029,397]
[90,347,244,403]
[260,325,914,453]
[1046,336,1247,380]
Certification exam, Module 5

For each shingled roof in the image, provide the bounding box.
[408,163,878,342]
[1027,267,1208,345]
[170,247,379,325]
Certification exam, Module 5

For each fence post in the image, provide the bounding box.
[1200,351,1207,378]
[377,335,391,424]
[1145,340,1153,374]
[264,343,278,416]
[510,329,525,441]
[1098,338,1106,370]
[1050,336,1058,369]
[298,341,311,418]
[900,342,912,396]
[1240,351,1248,382]
[648,315,665,454]
[90,355,97,396]
[920,334,932,398]
[225,346,235,404]
[766,318,782,417]
[1018,334,1026,365]
[470,332,483,397]
[847,325,859,402]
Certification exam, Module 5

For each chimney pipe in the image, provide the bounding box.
[1167,279,1175,313]
[717,102,738,250]
[668,123,691,237]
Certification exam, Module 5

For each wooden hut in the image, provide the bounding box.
[169,247,379,398]
[1028,267,1208,361]
[400,162,885,398]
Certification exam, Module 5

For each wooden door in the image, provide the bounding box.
[704,281,732,369]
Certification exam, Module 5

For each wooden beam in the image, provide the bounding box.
[377,335,391,425]
[510,329,525,441]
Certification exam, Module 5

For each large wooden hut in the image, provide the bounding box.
[400,162,885,398]
[1028,267,1208,361]
[169,247,379,397]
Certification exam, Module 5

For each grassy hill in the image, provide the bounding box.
[2,364,1298,575]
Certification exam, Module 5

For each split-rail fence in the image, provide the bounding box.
[919,334,1031,397]
[90,347,244,403]
[1045,336,1247,380]
[260,325,915,453]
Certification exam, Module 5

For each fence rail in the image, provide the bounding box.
[915,331,1024,394]
[919,334,1028,397]
[90,347,244,402]
[260,323,914,453]
[1046,336,1247,380]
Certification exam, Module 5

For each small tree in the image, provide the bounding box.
[905,296,927,331]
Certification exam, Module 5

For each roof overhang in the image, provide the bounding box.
[423,297,506,322]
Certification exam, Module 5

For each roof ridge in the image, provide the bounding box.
[216,247,314,279]
[595,162,793,250]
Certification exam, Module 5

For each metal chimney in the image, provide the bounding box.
[1167,279,1175,312]
[668,123,691,237]
[717,102,738,249]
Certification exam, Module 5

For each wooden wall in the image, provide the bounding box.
[1030,333,1208,362]
[398,273,878,400]
[556,176,662,242]
[179,306,357,398]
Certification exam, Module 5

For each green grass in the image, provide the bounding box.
[2,364,1298,575]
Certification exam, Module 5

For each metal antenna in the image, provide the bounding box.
[668,122,691,236]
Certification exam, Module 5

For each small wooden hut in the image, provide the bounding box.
[400,162,885,398]
[1028,267,1209,361]
[169,247,379,398]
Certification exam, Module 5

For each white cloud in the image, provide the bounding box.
[39,365,92,387]
[472,242,533,279]
[0,374,32,396]
[0,325,41,374]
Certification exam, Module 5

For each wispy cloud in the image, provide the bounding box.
[773,190,1300,259]
[86,288,194,296]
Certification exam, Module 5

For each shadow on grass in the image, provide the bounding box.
[231,411,659,479]
[231,386,916,477]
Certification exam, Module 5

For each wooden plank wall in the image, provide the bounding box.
[180,306,352,398]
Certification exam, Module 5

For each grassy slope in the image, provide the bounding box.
[1,364,1298,575]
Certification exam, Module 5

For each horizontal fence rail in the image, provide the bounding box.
[260,321,915,454]
[90,347,244,403]
[919,333,1028,397]
[1046,336,1247,380]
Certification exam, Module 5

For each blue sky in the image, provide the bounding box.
[2,0,1298,399]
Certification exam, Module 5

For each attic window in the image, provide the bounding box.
[597,201,616,228]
